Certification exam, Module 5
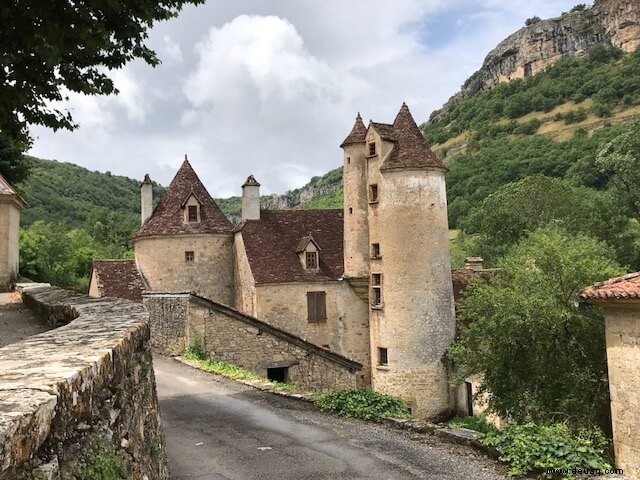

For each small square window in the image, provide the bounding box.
[306,251,318,269]
[187,205,198,222]
[378,347,388,366]
[372,273,382,286]
[369,184,379,203]
[371,243,380,258]
[185,251,195,262]
[368,142,376,156]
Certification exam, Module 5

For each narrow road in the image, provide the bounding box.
[154,355,506,480]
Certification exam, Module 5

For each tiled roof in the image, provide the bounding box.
[242,175,261,187]
[237,210,344,284]
[91,260,145,302]
[340,113,367,147]
[134,158,232,238]
[580,272,640,301]
[0,173,27,207]
[376,103,445,172]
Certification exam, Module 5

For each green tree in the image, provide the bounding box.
[1,0,203,177]
[596,120,640,221]
[450,227,623,431]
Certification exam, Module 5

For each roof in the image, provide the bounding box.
[91,260,145,302]
[237,210,344,284]
[134,158,232,238]
[580,272,640,301]
[340,113,367,147]
[242,175,261,187]
[0,173,27,208]
[370,103,445,172]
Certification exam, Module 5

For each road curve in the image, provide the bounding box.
[154,354,506,480]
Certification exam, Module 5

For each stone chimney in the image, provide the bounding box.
[141,173,153,225]
[464,256,484,271]
[241,175,261,221]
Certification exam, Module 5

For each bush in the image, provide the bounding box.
[448,416,497,435]
[483,423,611,478]
[315,389,410,421]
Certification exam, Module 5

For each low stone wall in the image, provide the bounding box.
[0,285,168,480]
[143,293,189,355]
[145,293,362,392]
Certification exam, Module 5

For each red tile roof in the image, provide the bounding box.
[340,113,367,147]
[91,260,145,302]
[134,158,232,238]
[580,272,640,301]
[237,210,344,284]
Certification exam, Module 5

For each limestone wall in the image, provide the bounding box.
[145,293,362,392]
[602,304,640,478]
[143,293,190,355]
[0,202,19,291]
[135,233,235,304]
[0,285,168,480]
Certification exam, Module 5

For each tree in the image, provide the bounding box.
[0,0,203,179]
[596,120,640,222]
[449,227,623,431]
[525,16,542,26]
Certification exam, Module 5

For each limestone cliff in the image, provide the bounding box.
[431,0,640,121]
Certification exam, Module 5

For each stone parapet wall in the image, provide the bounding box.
[0,285,168,480]
[143,293,190,355]
[145,293,362,392]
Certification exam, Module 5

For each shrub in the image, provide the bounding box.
[315,389,410,421]
[448,416,497,435]
[483,423,611,478]
[525,16,542,26]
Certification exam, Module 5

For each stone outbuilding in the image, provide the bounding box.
[88,259,147,302]
[0,174,26,291]
[581,273,640,478]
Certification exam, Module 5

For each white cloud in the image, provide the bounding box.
[162,35,184,63]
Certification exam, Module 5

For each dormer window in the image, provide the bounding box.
[188,205,198,222]
[306,252,318,269]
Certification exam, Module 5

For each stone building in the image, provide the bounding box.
[581,273,640,478]
[94,104,459,419]
[0,174,26,291]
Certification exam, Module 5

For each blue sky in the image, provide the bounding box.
[30,0,582,196]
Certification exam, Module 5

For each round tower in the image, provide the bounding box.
[340,113,369,279]
[369,103,455,419]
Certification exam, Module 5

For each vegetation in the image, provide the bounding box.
[447,416,497,435]
[483,423,611,478]
[450,227,623,432]
[71,442,131,480]
[0,0,204,182]
[314,389,410,421]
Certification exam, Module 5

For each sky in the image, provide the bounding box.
[29,0,581,197]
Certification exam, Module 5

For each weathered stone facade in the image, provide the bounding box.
[0,175,25,291]
[135,233,235,304]
[144,293,362,392]
[0,285,167,480]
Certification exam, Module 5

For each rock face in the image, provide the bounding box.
[431,0,640,121]
[0,285,168,480]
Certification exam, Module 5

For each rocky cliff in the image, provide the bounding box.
[431,0,640,122]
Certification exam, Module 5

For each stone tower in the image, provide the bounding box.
[341,103,455,419]
[0,174,26,291]
[133,156,235,304]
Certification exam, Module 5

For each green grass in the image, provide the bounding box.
[71,443,131,480]
[447,416,497,435]
[182,348,295,391]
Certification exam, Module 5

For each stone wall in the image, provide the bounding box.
[0,285,168,480]
[601,304,640,478]
[145,293,362,392]
[143,293,190,355]
[0,201,20,291]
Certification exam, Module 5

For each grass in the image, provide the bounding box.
[315,389,410,421]
[182,348,295,392]
[447,415,498,435]
[71,443,131,480]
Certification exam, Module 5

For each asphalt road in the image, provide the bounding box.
[154,355,506,480]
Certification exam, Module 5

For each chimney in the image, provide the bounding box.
[241,175,261,221]
[464,256,484,272]
[141,173,153,225]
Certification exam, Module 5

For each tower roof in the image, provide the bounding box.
[375,103,445,172]
[134,157,232,238]
[242,175,261,187]
[340,113,367,148]
[0,173,27,208]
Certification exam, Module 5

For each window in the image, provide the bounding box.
[187,205,198,222]
[368,142,376,156]
[371,273,382,307]
[371,243,380,259]
[185,251,195,262]
[267,367,288,383]
[348,207,353,214]
[378,347,388,366]
[346,156,351,165]
[369,184,379,203]
[307,291,327,323]
[306,251,318,269]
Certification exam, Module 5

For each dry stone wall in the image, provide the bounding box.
[0,285,168,480]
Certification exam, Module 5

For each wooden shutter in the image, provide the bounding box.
[307,291,327,323]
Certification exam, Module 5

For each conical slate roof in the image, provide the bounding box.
[134,158,232,238]
[340,113,367,148]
